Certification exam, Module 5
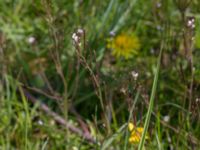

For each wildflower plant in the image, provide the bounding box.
[1,0,200,149]
[128,123,148,144]
[107,33,140,59]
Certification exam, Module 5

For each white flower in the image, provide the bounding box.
[72,33,80,44]
[163,115,170,122]
[131,71,139,80]
[109,31,115,36]
[28,36,35,44]
[38,120,44,125]
[77,28,84,35]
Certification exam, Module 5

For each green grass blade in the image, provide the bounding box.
[124,90,140,150]
[112,0,137,33]
[138,44,163,150]
[101,124,127,150]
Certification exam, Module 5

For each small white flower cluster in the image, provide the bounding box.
[72,28,84,46]
[187,17,195,29]
[131,70,139,80]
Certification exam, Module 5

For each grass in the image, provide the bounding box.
[0,0,200,149]
[138,34,164,150]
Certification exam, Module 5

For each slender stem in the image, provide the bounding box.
[138,40,164,150]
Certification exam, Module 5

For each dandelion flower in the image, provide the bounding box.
[107,33,140,59]
[128,123,148,144]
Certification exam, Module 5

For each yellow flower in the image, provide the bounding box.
[128,123,148,144]
[107,33,140,59]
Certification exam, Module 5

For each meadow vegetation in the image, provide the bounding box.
[0,0,200,149]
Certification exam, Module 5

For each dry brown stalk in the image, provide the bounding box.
[22,88,96,144]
